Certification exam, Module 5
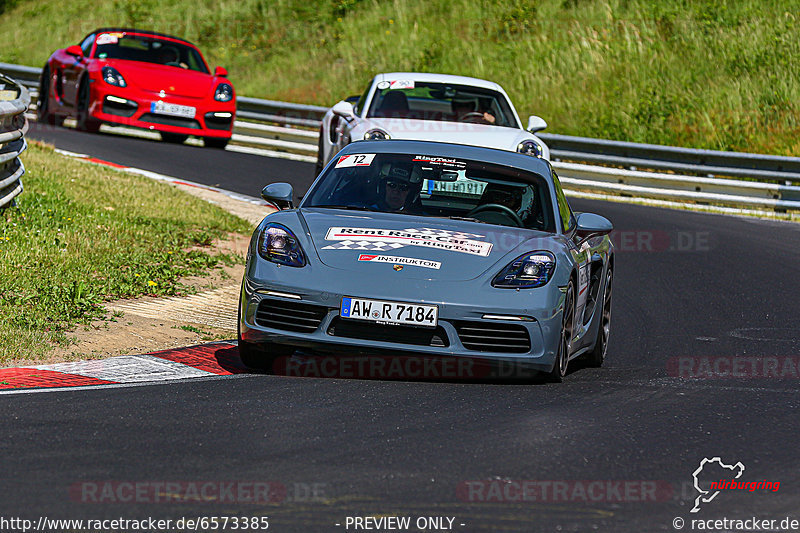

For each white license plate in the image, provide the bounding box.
[150,100,196,118]
[340,297,438,327]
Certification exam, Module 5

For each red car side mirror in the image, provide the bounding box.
[214,66,228,77]
[66,45,83,57]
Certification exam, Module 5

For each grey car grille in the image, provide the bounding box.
[255,298,328,333]
[454,321,531,353]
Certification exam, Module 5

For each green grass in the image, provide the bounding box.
[0,142,251,363]
[1,0,798,155]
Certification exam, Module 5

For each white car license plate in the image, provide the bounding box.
[150,100,196,119]
[340,297,438,327]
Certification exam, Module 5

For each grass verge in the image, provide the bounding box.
[0,141,252,364]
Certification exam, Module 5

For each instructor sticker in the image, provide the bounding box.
[358,254,442,270]
[335,154,376,168]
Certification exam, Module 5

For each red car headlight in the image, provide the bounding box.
[101,66,126,88]
[214,83,233,102]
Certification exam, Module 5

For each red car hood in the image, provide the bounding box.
[102,59,215,98]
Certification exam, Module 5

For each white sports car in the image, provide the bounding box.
[316,72,550,175]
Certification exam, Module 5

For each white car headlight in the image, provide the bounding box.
[517,140,543,158]
[364,128,390,141]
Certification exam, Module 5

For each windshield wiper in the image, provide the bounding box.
[309,204,376,211]
[437,216,487,224]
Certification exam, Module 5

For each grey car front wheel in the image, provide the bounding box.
[548,281,574,383]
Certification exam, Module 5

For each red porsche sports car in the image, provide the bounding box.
[38,28,235,148]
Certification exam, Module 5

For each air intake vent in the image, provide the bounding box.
[139,113,201,129]
[327,317,449,347]
[255,298,327,333]
[454,321,531,353]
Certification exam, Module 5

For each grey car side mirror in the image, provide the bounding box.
[262,182,294,209]
[575,212,613,239]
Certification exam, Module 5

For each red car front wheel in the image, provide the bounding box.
[76,77,101,133]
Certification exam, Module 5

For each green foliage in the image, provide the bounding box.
[0,0,797,154]
[0,143,250,363]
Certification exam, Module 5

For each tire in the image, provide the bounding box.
[237,291,294,371]
[585,268,612,367]
[315,127,325,176]
[76,77,100,133]
[160,132,189,144]
[37,66,63,126]
[547,280,575,383]
[203,137,229,149]
[238,340,277,371]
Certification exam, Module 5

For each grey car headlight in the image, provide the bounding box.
[257,223,306,267]
[516,140,542,158]
[492,251,555,288]
[364,128,391,141]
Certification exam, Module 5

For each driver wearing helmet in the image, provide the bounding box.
[373,164,424,214]
[475,184,541,228]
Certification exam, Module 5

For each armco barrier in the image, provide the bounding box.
[0,73,29,208]
[2,61,800,212]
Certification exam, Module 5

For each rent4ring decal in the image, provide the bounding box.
[323,227,492,256]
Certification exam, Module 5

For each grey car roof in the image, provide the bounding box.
[338,139,553,181]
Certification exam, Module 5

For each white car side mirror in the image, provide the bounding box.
[527,115,548,133]
[332,100,356,120]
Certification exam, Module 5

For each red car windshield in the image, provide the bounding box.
[93,33,209,74]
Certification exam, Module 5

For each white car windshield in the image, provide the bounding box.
[303,152,555,232]
[366,82,517,128]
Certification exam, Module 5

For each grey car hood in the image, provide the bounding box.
[300,208,552,281]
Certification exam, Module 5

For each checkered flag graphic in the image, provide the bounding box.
[322,240,406,252]
[405,228,486,240]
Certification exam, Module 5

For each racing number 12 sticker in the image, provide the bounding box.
[335,154,376,168]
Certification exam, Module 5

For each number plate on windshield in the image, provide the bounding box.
[340,297,438,327]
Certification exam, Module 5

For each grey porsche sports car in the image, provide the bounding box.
[239,140,614,381]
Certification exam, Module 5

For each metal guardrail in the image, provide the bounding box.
[539,133,800,185]
[0,73,29,209]
[2,61,800,212]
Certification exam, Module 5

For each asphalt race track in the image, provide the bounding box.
[2,124,799,531]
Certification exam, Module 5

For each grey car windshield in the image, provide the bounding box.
[303,152,555,232]
[366,82,517,128]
